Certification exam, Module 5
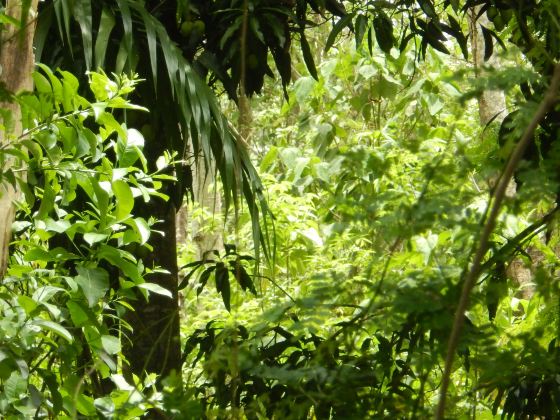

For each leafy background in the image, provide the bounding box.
[1,0,560,418]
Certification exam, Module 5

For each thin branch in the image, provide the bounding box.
[435,63,560,420]
[478,206,560,275]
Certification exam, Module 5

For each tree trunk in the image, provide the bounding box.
[125,122,182,380]
[191,158,224,261]
[0,0,39,276]
[126,196,182,378]
[469,8,507,125]
[470,8,538,299]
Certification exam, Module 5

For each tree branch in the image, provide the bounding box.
[435,62,560,420]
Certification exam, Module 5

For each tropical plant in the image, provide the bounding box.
[1,0,560,418]
[0,67,178,417]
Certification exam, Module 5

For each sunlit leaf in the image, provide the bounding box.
[75,266,109,307]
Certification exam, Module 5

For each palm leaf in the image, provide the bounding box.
[36,0,272,258]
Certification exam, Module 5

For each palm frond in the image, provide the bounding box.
[35,0,272,259]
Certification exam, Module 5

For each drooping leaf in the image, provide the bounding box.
[480,25,493,61]
[33,319,73,343]
[215,263,231,311]
[446,14,468,59]
[53,0,73,51]
[325,14,354,52]
[418,0,438,20]
[142,14,158,90]
[73,0,93,69]
[355,13,368,47]
[179,263,204,290]
[300,31,318,80]
[137,283,172,298]
[373,12,394,54]
[97,244,142,283]
[112,179,134,221]
[197,266,216,296]
[229,259,257,295]
[94,7,116,68]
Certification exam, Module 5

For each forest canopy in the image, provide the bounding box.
[1,0,560,418]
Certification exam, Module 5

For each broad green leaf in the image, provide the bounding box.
[137,283,172,298]
[17,296,38,315]
[117,128,145,167]
[101,335,121,355]
[36,173,56,219]
[66,301,91,327]
[32,72,52,94]
[33,286,65,303]
[75,266,110,307]
[35,66,63,103]
[59,70,81,112]
[23,248,52,262]
[97,244,142,283]
[423,92,444,115]
[89,72,118,101]
[50,247,80,262]
[83,232,109,246]
[74,393,97,416]
[5,371,27,401]
[128,217,150,244]
[358,64,377,79]
[293,77,316,104]
[44,218,72,233]
[91,180,110,227]
[33,319,73,343]
[83,325,102,349]
[113,180,134,220]
[354,14,368,47]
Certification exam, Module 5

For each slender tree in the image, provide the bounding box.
[33,0,273,379]
[0,0,39,275]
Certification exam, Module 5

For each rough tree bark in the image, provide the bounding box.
[470,8,536,298]
[176,142,224,261]
[469,6,507,125]
[127,194,182,378]
[469,8,507,125]
[0,0,39,276]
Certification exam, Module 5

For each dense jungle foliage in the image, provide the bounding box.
[1,0,560,418]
